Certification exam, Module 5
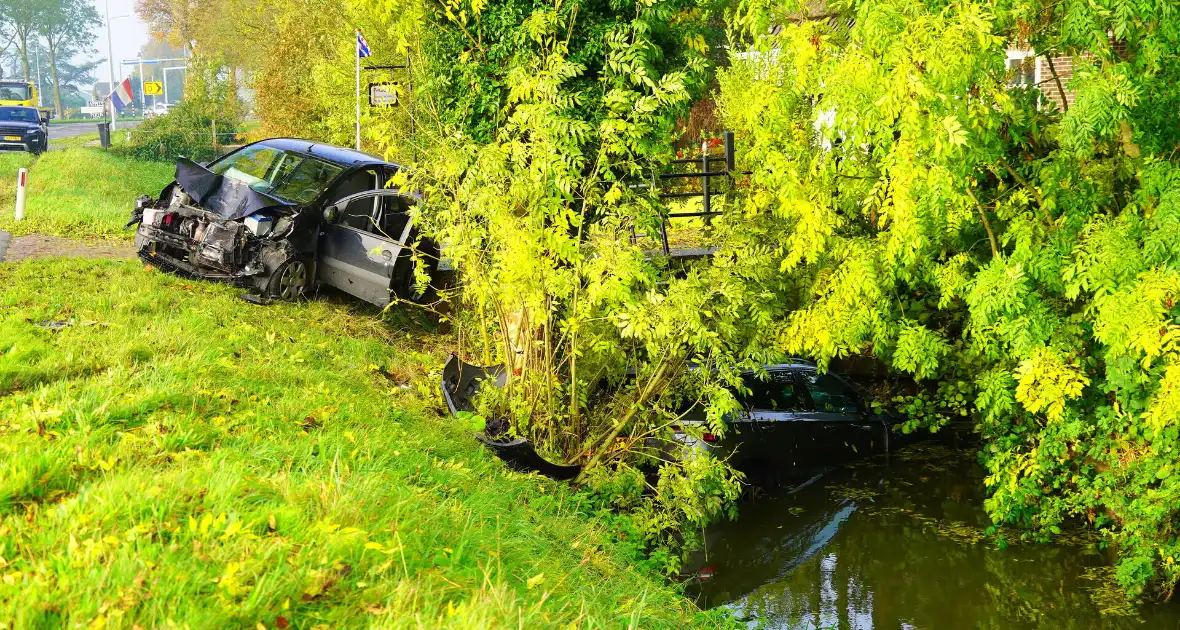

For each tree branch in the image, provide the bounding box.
[999,160,1054,225]
[966,187,1000,258]
[1045,55,1069,113]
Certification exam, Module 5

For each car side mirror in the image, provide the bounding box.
[323,205,341,224]
[39,116,48,125]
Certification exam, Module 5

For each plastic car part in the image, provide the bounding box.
[441,354,582,481]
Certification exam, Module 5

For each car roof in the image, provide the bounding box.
[253,138,396,168]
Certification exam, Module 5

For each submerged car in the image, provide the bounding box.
[671,360,902,470]
[0,106,48,153]
[442,355,901,480]
[130,138,437,305]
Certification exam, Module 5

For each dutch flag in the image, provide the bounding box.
[108,77,133,113]
[357,31,372,58]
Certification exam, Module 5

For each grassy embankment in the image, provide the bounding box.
[0,263,716,626]
[0,148,173,239]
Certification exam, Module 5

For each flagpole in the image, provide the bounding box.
[355,30,361,151]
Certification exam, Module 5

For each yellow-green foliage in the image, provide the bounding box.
[719,0,1180,599]
[246,0,412,156]
[0,149,173,240]
[0,259,713,627]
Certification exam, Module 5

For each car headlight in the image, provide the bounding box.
[25,128,39,135]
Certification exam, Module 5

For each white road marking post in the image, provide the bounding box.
[14,168,27,221]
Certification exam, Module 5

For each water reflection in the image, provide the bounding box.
[689,444,1180,629]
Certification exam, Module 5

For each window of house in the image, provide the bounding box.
[1006,50,1037,88]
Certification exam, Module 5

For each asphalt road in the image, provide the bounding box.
[48,120,141,144]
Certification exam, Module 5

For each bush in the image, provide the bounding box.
[117,100,239,163]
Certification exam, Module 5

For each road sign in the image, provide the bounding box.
[369,82,399,107]
[143,81,163,96]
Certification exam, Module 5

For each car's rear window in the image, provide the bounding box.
[739,371,801,411]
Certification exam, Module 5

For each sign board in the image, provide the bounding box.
[369,82,399,107]
[143,81,164,96]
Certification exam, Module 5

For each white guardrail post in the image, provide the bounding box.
[14,167,27,221]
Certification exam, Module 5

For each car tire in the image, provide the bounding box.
[266,257,311,300]
[398,245,439,304]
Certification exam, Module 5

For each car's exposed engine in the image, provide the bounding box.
[134,185,296,283]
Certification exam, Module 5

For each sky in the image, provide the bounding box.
[91,0,153,88]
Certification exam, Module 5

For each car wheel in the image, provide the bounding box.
[266,257,310,300]
[399,247,438,304]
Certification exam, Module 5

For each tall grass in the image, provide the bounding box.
[0,149,173,240]
[0,259,716,628]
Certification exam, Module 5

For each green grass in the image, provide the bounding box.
[0,148,173,240]
[49,132,99,150]
[0,259,714,628]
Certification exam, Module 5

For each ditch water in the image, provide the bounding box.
[687,441,1180,629]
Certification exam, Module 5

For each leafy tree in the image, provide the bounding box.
[0,0,44,83]
[718,0,1180,598]
[135,0,201,55]
[354,0,753,569]
[1,38,97,105]
[39,0,99,117]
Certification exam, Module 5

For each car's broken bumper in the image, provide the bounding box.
[135,223,265,281]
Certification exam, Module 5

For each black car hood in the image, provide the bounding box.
[0,120,41,130]
[174,158,292,221]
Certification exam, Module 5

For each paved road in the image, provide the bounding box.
[50,122,104,139]
[48,120,141,143]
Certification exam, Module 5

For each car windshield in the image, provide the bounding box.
[209,144,344,205]
[0,107,38,122]
[0,84,29,101]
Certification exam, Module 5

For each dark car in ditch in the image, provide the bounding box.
[442,355,902,480]
[670,360,901,471]
[130,138,436,305]
[0,106,48,153]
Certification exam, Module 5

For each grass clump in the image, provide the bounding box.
[0,148,173,240]
[0,259,713,628]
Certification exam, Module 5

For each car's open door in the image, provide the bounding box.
[317,189,414,307]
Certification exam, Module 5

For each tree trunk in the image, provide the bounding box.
[17,32,29,85]
[47,40,62,118]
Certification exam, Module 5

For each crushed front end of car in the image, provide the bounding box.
[130,158,305,293]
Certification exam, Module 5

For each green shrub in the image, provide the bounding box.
[117,99,238,163]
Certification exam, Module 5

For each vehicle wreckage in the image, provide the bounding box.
[129,138,437,306]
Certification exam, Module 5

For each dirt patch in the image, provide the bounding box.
[0,231,135,263]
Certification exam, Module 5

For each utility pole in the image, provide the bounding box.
[105,0,116,129]
[138,56,146,112]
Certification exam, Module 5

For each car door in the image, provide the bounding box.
[317,188,414,306]
[793,369,886,460]
[732,370,802,464]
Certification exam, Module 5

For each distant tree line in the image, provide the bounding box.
[0,0,101,117]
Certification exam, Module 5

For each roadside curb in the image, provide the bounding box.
[0,230,10,263]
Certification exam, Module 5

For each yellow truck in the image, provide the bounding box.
[0,80,54,120]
